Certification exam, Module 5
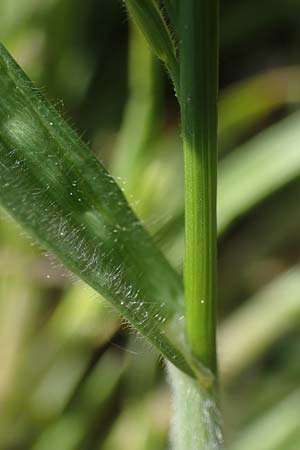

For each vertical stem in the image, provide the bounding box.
[180,0,219,372]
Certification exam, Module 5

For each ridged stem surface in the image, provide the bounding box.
[180,0,219,372]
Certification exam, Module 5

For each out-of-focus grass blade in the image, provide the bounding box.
[113,23,162,208]
[227,356,300,433]
[231,389,300,450]
[101,387,169,450]
[0,0,39,41]
[0,43,193,377]
[218,111,300,234]
[0,278,38,438]
[48,283,120,345]
[218,184,300,308]
[30,346,91,421]
[218,66,300,149]
[28,287,119,420]
[1,286,120,446]
[30,351,125,450]
[219,265,300,382]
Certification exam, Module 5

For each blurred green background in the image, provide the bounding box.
[1,1,300,449]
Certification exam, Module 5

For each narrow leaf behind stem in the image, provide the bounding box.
[180,0,219,372]
[0,43,192,377]
[124,0,179,93]
[113,23,162,197]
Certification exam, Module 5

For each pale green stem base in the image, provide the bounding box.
[167,363,224,450]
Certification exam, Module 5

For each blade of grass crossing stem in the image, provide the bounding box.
[180,0,219,374]
[0,43,195,378]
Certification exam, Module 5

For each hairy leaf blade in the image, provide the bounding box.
[161,0,179,34]
[0,43,193,377]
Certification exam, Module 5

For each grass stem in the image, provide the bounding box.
[180,0,219,372]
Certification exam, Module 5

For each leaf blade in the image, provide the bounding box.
[0,43,193,377]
